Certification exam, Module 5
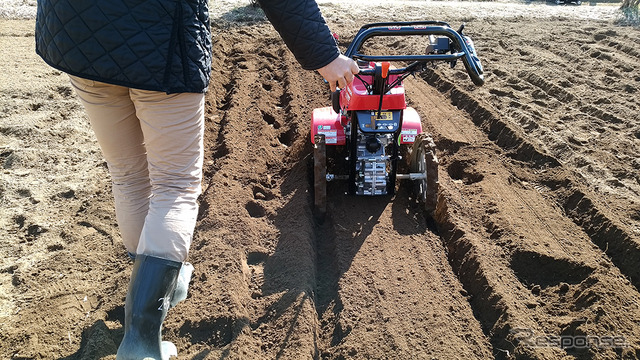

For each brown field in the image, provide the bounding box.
[1,1,639,359]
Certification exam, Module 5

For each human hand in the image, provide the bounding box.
[316,55,359,92]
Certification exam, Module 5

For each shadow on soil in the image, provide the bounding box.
[250,136,432,351]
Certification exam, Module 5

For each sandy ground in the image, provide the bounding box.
[1,0,639,359]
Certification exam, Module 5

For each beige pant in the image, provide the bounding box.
[69,75,204,262]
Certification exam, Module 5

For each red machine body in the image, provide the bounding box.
[310,107,347,145]
[311,67,422,146]
[341,74,406,111]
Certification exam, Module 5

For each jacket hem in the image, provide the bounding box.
[36,51,207,94]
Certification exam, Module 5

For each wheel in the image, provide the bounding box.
[409,134,439,215]
[313,134,327,222]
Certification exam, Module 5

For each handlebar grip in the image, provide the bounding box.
[461,36,484,86]
[463,59,485,86]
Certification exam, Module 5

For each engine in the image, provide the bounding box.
[354,133,394,196]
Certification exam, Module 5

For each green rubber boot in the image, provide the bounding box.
[116,254,181,360]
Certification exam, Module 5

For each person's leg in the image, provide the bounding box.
[68,75,151,255]
[129,88,205,263]
[71,76,199,360]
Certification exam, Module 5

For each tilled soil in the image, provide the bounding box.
[1,1,640,359]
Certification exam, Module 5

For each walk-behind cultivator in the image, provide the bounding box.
[312,21,484,220]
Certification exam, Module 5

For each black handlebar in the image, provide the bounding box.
[355,20,453,31]
[344,23,484,86]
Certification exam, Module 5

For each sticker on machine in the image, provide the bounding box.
[402,134,416,143]
[318,130,337,137]
[325,137,338,144]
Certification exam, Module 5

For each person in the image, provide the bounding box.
[34,0,358,359]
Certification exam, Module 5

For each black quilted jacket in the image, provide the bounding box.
[35,0,339,94]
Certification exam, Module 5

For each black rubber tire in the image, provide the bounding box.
[409,134,439,215]
[313,134,327,222]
